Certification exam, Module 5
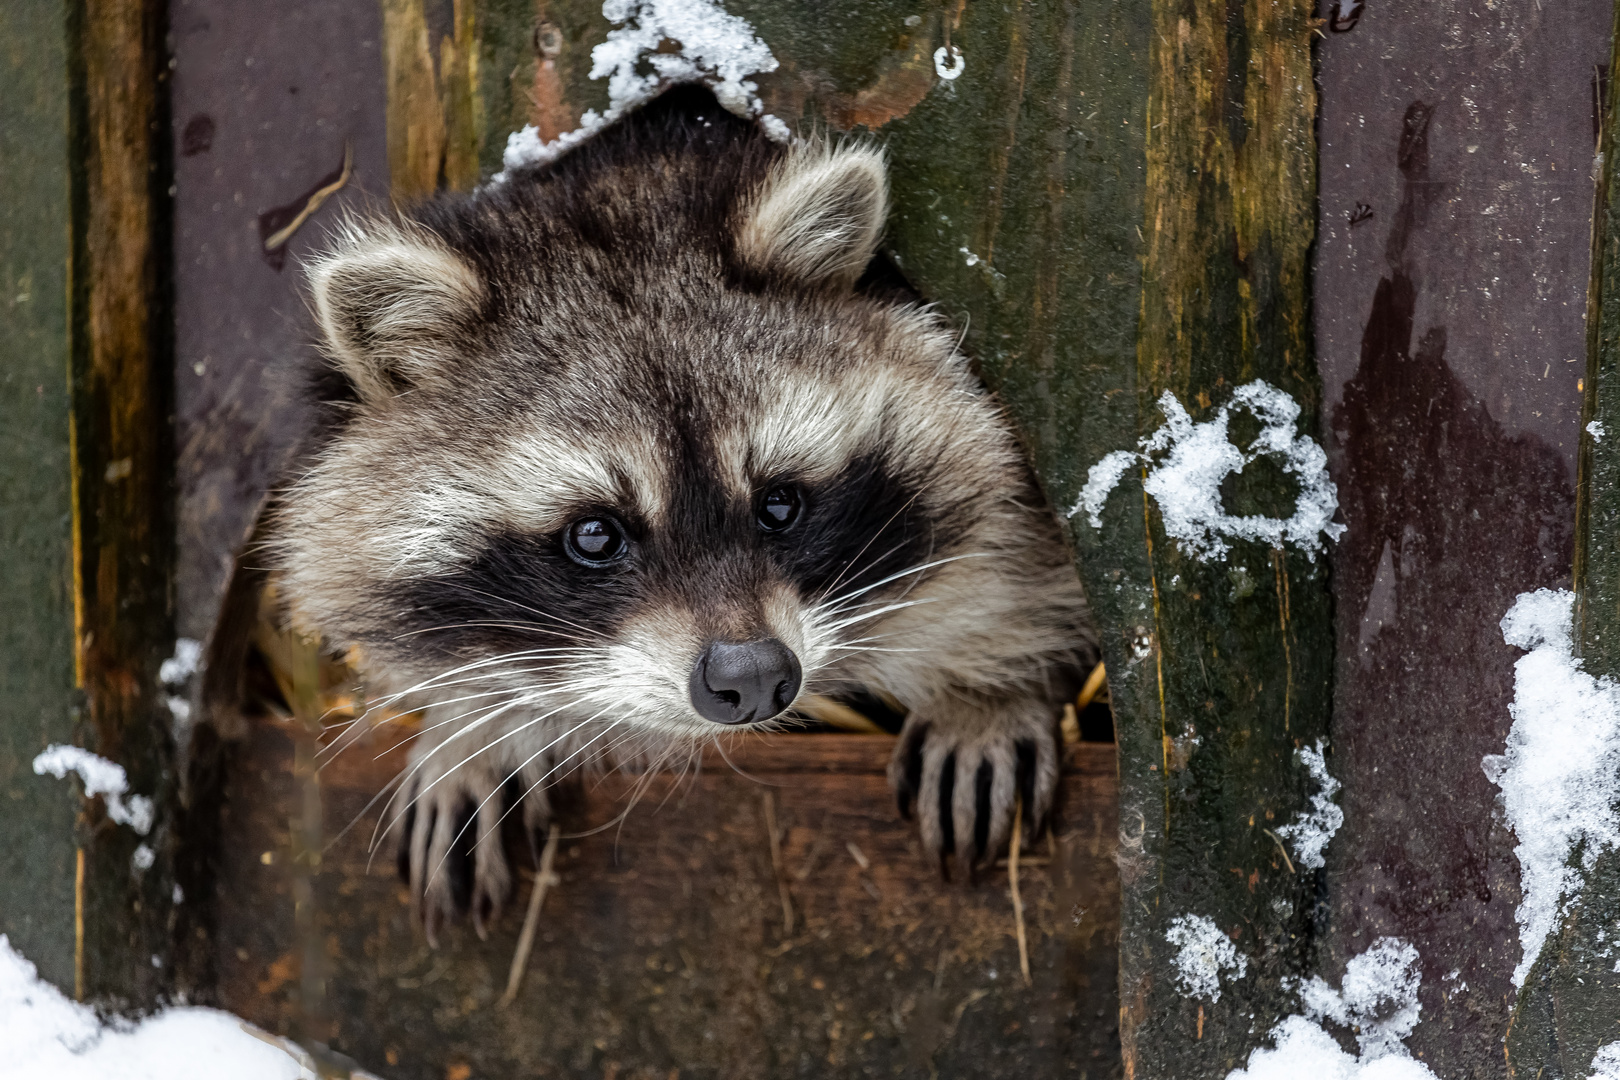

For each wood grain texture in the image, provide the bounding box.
[214,727,1120,1079]
[1508,0,1620,1069]
[1315,1,1611,1073]
[68,0,177,1006]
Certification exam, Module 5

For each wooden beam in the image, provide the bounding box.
[68,0,176,1005]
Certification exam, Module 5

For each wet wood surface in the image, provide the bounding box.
[1314,1,1615,1074]
[1513,0,1620,1070]
[212,728,1121,1079]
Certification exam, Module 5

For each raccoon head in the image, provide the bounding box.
[275,97,1064,743]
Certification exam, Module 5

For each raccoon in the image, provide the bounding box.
[273,86,1097,941]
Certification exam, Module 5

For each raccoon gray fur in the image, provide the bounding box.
[273,86,1098,942]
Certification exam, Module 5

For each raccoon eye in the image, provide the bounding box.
[564,517,627,566]
[757,485,802,532]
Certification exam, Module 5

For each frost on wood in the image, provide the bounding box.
[1484,588,1620,987]
[1227,939,1436,1080]
[498,0,787,178]
[1070,381,1346,561]
[32,745,154,836]
[1166,913,1248,1002]
[1273,739,1344,870]
[0,936,319,1080]
[1591,1041,1620,1080]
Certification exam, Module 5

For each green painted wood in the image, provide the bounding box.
[0,0,176,1007]
[1514,1,1620,1070]
[467,1,1330,1074]
[0,0,81,996]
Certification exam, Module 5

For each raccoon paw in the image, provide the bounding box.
[394,757,551,946]
[888,704,1059,877]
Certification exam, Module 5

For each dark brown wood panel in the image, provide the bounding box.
[212,729,1121,1079]
[1314,0,1610,1073]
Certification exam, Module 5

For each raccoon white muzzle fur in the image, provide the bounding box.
[273,87,1098,941]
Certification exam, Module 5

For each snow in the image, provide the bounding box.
[0,936,311,1080]
[1070,381,1346,561]
[1591,1041,1620,1080]
[498,0,788,179]
[32,745,154,836]
[1227,938,1437,1080]
[1274,739,1344,870]
[1166,913,1248,1002]
[158,638,203,687]
[1484,588,1620,987]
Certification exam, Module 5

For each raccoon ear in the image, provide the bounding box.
[736,143,889,290]
[306,223,483,405]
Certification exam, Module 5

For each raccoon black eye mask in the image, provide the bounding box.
[272,85,1099,943]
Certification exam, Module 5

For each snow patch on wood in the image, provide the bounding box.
[1166,913,1247,1002]
[1590,1041,1620,1080]
[1273,739,1343,871]
[32,745,153,836]
[1070,381,1345,561]
[0,936,317,1079]
[1227,938,1436,1079]
[497,0,788,179]
[1486,588,1620,987]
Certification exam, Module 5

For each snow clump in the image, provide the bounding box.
[498,0,788,178]
[0,935,319,1080]
[1485,588,1620,987]
[1071,381,1345,562]
[32,745,153,836]
[1166,913,1248,1002]
[1590,1041,1620,1080]
[1274,739,1344,871]
[1226,938,1437,1080]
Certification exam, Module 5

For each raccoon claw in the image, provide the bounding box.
[888,710,1058,875]
[394,760,551,945]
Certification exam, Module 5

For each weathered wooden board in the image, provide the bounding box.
[0,0,80,995]
[213,728,1121,1079]
[169,0,391,645]
[1516,0,1620,1070]
[0,0,178,1008]
[1314,0,1614,1073]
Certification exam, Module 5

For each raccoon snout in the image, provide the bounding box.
[688,639,803,725]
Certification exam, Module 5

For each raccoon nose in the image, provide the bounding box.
[689,639,802,725]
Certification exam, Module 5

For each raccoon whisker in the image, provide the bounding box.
[812,552,994,614]
[812,487,931,605]
[423,582,612,641]
[379,701,605,868]
[708,733,778,788]
[368,694,543,859]
[821,596,941,631]
[824,644,924,653]
[345,647,603,723]
[394,621,599,641]
[436,712,630,882]
[392,675,630,818]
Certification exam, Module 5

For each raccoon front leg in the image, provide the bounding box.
[394,729,553,945]
[888,691,1060,876]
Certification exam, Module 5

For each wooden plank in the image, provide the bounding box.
[1314,3,1611,1073]
[0,0,79,995]
[67,0,177,1006]
[214,727,1120,1079]
[1507,0,1620,1070]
